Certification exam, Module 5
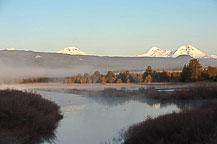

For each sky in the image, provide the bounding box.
[0,0,217,56]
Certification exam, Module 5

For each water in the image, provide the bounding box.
[0,84,188,144]
[37,89,179,144]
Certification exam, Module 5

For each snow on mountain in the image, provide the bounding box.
[58,46,88,55]
[207,54,217,59]
[137,47,172,57]
[35,55,42,59]
[137,45,217,59]
[170,45,206,58]
[0,48,15,51]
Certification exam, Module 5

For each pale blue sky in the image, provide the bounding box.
[0,0,217,56]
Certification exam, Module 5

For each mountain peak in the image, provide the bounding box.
[0,48,15,51]
[58,46,88,55]
[171,45,206,58]
[149,47,162,51]
[137,47,171,57]
[137,45,217,59]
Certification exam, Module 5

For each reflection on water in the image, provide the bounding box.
[32,130,57,144]
[61,104,86,112]
[0,84,206,144]
[38,90,181,144]
[152,103,161,109]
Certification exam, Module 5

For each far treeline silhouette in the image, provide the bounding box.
[20,59,217,84]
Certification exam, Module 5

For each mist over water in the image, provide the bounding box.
[0,83,205,144]
[37,89,180,144]
[0,65,94,82]
[1,50,217,82]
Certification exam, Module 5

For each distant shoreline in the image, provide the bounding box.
[14,82,186,86]
[15,81,217,86]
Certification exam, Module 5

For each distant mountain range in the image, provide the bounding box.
[58,45,217,59]
[0,47,217,81]
[1,45,217,59]
[0,48,15,51]
[137,45,217,59]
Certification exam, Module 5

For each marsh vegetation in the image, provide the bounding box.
[124,100,217,144]
[0,89,63,144]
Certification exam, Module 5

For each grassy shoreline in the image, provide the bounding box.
[60,83,217,100]
[15,82,188,86]
[10,81,217,87]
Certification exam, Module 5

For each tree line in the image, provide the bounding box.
[19,59,217,84]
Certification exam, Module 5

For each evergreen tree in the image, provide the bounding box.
[207,66,217,79]
[146,66,153,74]
[158,70,170,82]
[180,65,189,82]
[188,59,203,81]
[93,71,101,83]
[101,76,106,84]
[144,74,152,83]
[75,74,82,83]
[135,74,143,83]
[83,73,90,83]
[201,68,209,80]
[105,71,116,83]
[143,66,153,81]
[119,71,130,83]
[180,59,203,82]
[129,73,136,83]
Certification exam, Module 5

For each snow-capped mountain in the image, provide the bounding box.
[137,47,171,57]
[58,46,88,55]
[137,45,217,59]
[0,48,15,51]
[208,55,217,59]
[170,45,206,58]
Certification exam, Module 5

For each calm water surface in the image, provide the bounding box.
[37,89,179,144]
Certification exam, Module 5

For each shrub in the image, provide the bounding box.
[0,89,63,144]
[124,100,217,144]
[140,84,217,100]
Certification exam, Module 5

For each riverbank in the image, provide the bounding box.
[58,83,217,101]
[124,100,217,144]
[1,82,212,91]
[0,82,187,92]
[0,89,63,144]
[0,83,215,144]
